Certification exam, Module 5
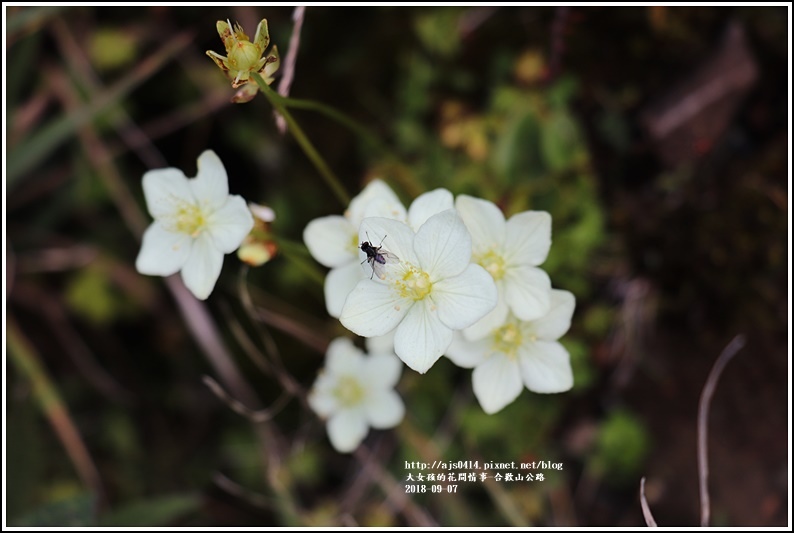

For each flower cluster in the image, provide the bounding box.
[304,180,499,374]
[304,180,576,414]
[134,18,579,459]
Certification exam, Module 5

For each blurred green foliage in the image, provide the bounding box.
[591,410,650,485]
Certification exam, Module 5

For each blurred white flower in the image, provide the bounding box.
[340,209,497,374]
[455,195,553,340]
[303,180,454,318]
[135,150,253,300]
[308,337,405,453]
[446,289,576,414]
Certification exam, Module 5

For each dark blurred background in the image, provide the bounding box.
[5,6,789,527]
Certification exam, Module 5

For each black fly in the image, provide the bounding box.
[360,233,400,280]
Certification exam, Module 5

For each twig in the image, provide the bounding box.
[697,334,746,526]
[353,445,438,527]
[10,280,134,405]
[202,375,290,424]
[639,476,657,527]
[547,7,571,82]
[275,6,306,134]
[50,18,168,168]
[213,472,277,512]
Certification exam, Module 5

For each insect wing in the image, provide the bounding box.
[371,250,400,280]
[378,250,400,265]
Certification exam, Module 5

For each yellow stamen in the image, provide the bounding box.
[491,322,524,359]
[476,249,506,280]
[332,375,365,407]
[395,266,432,301]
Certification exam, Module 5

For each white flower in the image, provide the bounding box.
[135,150,254,300]
[455,195,553,341]
[303,181,454,318]
[303,179,407,317]
[339,209,497,374]
[446,289,576,414]
[308,337,405,453]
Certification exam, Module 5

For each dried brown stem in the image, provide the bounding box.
[640,476,657,527]
[697,334,746,527]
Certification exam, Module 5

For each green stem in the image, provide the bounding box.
[265,90,425,199]
[252,73,349,206]
[268,92,386,155]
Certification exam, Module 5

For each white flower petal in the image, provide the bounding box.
[407,188,454,231]
[393,300,453,374]
[327,409,369,453]
[142,168,192,219]
[347,179,406,223]
[530,289,576,341]
[504,211,552,266]
[324,262,363,318]
[180,233,224,300]
[472,354,524,414]
[361,352,402,389]
[365,330,397,356]
[504,265,552,321]
[454,195,506,253]
[206,195,254,253]
[325,337,363,375]
[248,202,275,222]
[414,209,471,281]
[445,332,489,369]
[518,340,574,393]
[365,389,405,429]
[308,373,339,418]
[462,281,510,341]
[359,217,419,266]
[433,264,497,330]
[340,281,410,337]
[135,222,192,276]
[303,215,357,268]
[190,150,230,211]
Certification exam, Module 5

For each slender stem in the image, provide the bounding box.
[639,477,658,527]
[252,72,350,206]
[697,334,745,527]
[266,91,425,198]
[272,93,386,155]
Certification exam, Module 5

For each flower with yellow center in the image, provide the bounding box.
[455,194,554,341]
[302,181,455,318]
[446,289,576,414]
[340,210,498,374]
[135,150,254,300]
[308,337,405,453]
[303,179,408,318]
